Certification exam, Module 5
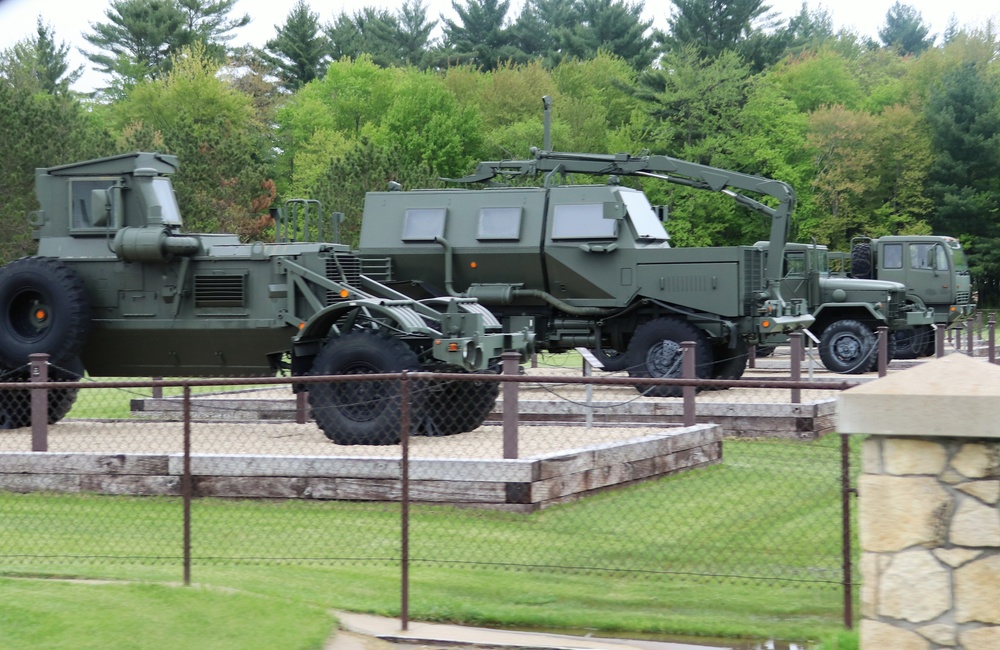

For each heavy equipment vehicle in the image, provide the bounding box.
[0,152,533,444]
[355,98,814,396]
[843,235,975,358]
[753,241,934,373]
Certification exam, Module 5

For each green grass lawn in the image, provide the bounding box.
[0,436,860,648]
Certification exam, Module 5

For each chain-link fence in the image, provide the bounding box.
[0,345,869,629]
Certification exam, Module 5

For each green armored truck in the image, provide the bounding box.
[844,236,975,357]
[0,152,533,444]
[754,242,934,373]
[354,102,813,395]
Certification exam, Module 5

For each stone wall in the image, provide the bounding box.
[859,436,1000,649]
[839,354,1000,650]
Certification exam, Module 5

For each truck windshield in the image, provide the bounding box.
[151,177,183,225]
[620,189,669,243]
[947,241,969,272]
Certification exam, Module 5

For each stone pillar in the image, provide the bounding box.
[839,354,1000,650]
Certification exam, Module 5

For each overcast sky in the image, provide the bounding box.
[0,0,996,93]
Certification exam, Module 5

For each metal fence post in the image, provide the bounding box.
[789,332,802,404]
[877,326,888,378]
[967,319,974,356]
[747,344,756,369]
[841,433,854,630]
[976,311,983,341]
[400,372,410,631]
[502,352,520,459]
[989,313,996,364]
[681,341,695,426]
[29,353,49,452]
[935,325,945,358]
[182,384,192,587]
[295,390,309,424]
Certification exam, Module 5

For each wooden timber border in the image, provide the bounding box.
[0,424,721,512]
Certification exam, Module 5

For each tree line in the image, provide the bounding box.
[2,0,999,303]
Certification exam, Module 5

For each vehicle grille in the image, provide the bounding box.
[956,291,971,304]
[194,274,245,308]
[360,257,393,282]
[743,248,764,311]
[326,253,361,304]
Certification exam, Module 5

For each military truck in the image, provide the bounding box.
[0,152,532,444]
[753,242,934,373]
[354,104,813,396]
[843,236,975,358]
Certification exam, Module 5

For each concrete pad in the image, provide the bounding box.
[838,354,1000,437]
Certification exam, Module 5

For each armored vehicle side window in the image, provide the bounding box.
[70,179,117,230]
[551,204,617,240]
[402,208,446,241]
[883,244,903,269]
[477,207,522,240]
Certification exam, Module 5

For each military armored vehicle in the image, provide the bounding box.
[753,242,934,373]
[0,152,532,444]
[843,235,975,357]
[354,101,814,396]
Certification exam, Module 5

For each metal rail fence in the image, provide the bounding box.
[2,324,995,630]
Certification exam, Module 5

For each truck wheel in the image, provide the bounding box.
[308,331,424,445]
[590,347,629,372]
[0,257,91,367]
[709,341,748,387]
[850,243,873,279]
[421,369,499,436]
[0,357,85,429]
[625,318,714,398]
[893,326,932,360]
[818,320,877,374]
[754,345,775,358]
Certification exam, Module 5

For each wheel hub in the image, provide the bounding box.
[832,334,863,361]
[646,339,683,378]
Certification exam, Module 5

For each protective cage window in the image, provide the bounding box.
[69,178,117,230]
[402,208,447,241]
[551,204,618,240]
[477,207,523,240]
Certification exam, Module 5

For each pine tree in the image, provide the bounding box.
[878,2,934,55]
[262,0,330,92]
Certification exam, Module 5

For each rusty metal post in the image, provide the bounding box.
[29,353,49,452]
[976,311,983,341]
[681,341,695,426]
[152,377,163,399]
[502,352,519,459]
[935,325,945,358]
[989,313,996,364]
[967,319,974,357]
[841,433,854,630]
[182,384,192,586]
[531,352,538,369]
[400,372,410,631]
[295,390,309,424]
[789,332,802,404]
[877,326,888,378]
[747,343,756,369]
[955,322,962,351]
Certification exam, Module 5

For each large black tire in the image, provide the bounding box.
[0,257,91,367]
[754,345,775,358]
[818,320,877,374]
[0,357,85,429]
[892,325,933,360]
[421,368,499,436]
[308,331,425,445]
[850,243,873,279]
[712,341,749,381]
[625,318,714,398]
[590,347,629,372]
